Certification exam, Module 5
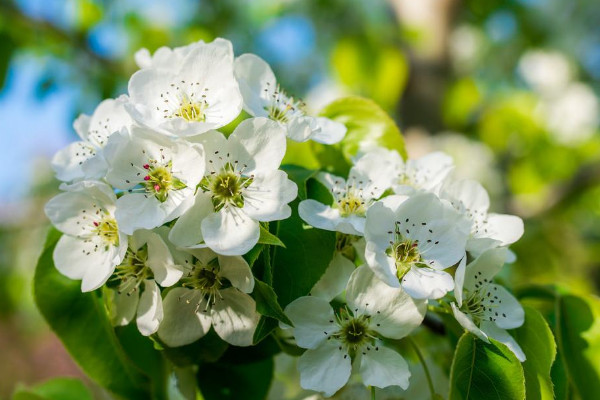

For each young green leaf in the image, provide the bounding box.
[12,378,93,400]
[449,333,526,400]
[258,225,285,247]
[252,279,293,327]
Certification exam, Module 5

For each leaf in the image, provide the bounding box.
[33,229,149,399]
[196,357,274,400]
[320,96,407,160]
[252,279,293,327]
[161,329,229,366]
[253,316,279,344]
[511,306,556,400]
[12,378,93,400]
[243,244,265,268]
[258,225,285,247]
[449,333,526,400]
[556,294,600,400]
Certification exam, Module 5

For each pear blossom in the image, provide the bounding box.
[126,38,242,137]
[298,149,399,235]
[103,126,205,234]
[441,179,523,256]
[157,247,259,347]
[285,266,426,397]
[452,247,525,361]
[169,117,297,256]
[391,151,454,196]
[234,53,346,144]
[44,181,128,292]
[107,229,184,336]
[364,193,469,299]
[52,95,134,182]
[134,39,214,70]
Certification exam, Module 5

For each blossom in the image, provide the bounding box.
[285,266,426,397]
[106,229,183,336]
[134,39,212,70]
[103,126,205,234]
[441,179,523,256]
[234,53,346,144]
[169,117,297,255]
[44,181,128,292]
[364,193,469,299]
[452,247,525,361]
[157,248,259,347]
[391,151,454,196]
[127,38,242,137]
[298,149,398,235]
[52,95,133,182]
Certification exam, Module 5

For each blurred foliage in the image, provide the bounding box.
[0,0,599,397]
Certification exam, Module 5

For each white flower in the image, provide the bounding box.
[157,248,259,347]
[234,53,346,144]
[310,252,357,302]
[103,126,205,234]
[364,193,469,299]
[298,149,399,235]
[285,266,426,397]
[107,229,183,336]
[452,247,526,361]
[441,179,523,257]
[169,118,297,256]
[134,39,212,70]
[127,38,242,137]
[44,181,128,292]
[392,151,454,196]
[52,95,133,182]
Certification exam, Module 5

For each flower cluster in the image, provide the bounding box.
[45,38,526,397]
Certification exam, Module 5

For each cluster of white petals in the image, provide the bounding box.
[45,37,527,398]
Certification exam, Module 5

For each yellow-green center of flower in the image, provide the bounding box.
[94,215,119,247]
[111,247,152,295]
[200,162,253,211]
[174,97,206,122]
[331,310,376,354]
[143,161,187,203]
[181,259,224,309]
[337,193,366,217]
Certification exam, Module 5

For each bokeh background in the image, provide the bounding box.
[0,0,599,397]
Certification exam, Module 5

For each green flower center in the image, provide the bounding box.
[94,216,119,247]
[143,161,187,202]
[337,193,366,217]
[331,309,375,354]
[174,97,206,122]
[200,162,253,211]
[112,247,152,294]
[181,259,225,309]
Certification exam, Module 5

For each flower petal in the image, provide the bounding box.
[242,170,297,221]
[145,232,183,287]
[360,344,411,389]
[480,321,526,362]
[463,247,508,293]
[402,267,454,300]
[310,252,356,301]
[480,284,525,330]
[169,191,214,248]
[298,199,363,235]
[217,255,254,293]
[201,208,260,256]
[284,296,338,349]
[211,288,259,346]
[136,280,163,336]
[451,303,488,342]
[486,214,524,246]
[158,288,212,347]
[297,340,351,397]
[311,117,346,144]
[107,288,139,327]
[233,53,275,117]
[229,117,287,174]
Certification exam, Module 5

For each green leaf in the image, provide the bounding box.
[449,333,526,400]
[161,329,229,366]
[556,294,600,400]
[253,316,279,344]
[12,378,93,400]
[196,357,274,400]
[252,279,293,327]
[320,96,407,160]
[243,244,265,268]
[33,229,149,399]
[511,306,556,400]
[258,225,285,247]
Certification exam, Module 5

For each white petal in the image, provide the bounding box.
[242,170,297,221]
[402,267,454,300]
[284,296,338,349]
[134,48,152,69]
[310,252,356,301]
[480,284,524,329]
[81,251,120,292]
[451,303,488,342]
[158,287,212,347]
[346,266,426,339]
[463,247,508,293]
[86,96,134,148]
[73,113,91,140]
[136,280,163,336]
[218,255,254,293]
[364,241,399,288]
[211,288,259,346]
[314,171,344,193]
[311,117,346,144]
[51,141,97,182]
[107,288,139,327]
[145,232,183,287]
[454,256,467,306]
[170,140,205,188]
[480,322,526,362]
[443,179,490,217]
[360,344,411,389]
[287,116,316,142]
[114,194,167,235]
[298,199,364,235]
[401,151,454,193]
[297,340,351,397]
[486,214,524,246]
[233,53,274,117]
[350,148,402,198]
[169,191,213,248]
[201,208,259,256]
[229,117,287,174]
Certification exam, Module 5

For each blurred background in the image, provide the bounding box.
[0,0,599,397]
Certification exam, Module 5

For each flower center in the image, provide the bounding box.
[112,247,152,295]
[386,221,423,280]
[176,97,207,122]
[263,82,304,124]
[336,232,361,261]
[181,259,224,309]
[462,292,486,324]
[331,310,375,354]
[93,215,119,247]
[143,161,187,202]
[159,82,209,123]
[337,193,366,217]
[200,162,253,211]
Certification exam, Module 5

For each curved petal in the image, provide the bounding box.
[284,296,338,349]
[401,267,454,300]
[286,116,316,142]
[298,199,363,235]
[463,247,508,293]
[229,117,287,174]
[145,232,183,287]
[211,288,259,346]
[136,280,163,336]
[233,53,275,117]
[346,266,426,340]
[217,255,254,293]
[360,344,410,389]
[364,241,399,288]
[169,191,213,248]
[451,303,488,342]
[311,117,346,144]
[51,141,97,182]
[53,235,116,287]
[158,288,212,347]
[486,214,524,246]
[310,252,356,301]
[107,288,139,327]
[297,340,351,397]
[481,322,526,362]
[115,194,167,235]
[201,208,259,256]
[480,284,525,330]
[81,248,120,292]
[242,170,297,221]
